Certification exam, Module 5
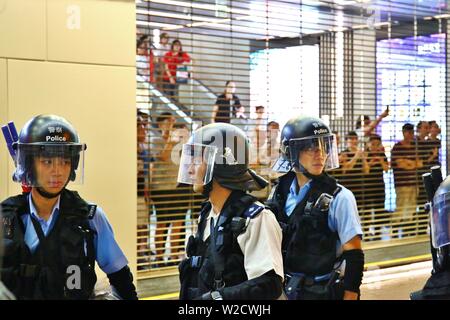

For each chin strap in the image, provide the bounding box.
[294,163,323,181]
[34,179,70,199]
[201,181,213,198]
[36,187,63,199]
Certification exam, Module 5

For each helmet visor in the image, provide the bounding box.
[431,192,450,249]
[272,134,339,173]
[14,143,86,188]
[177,143,218,186]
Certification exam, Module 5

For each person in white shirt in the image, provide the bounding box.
[177,123,284,300]
[153,33,171,87]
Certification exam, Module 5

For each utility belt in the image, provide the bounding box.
[284,271,344,300]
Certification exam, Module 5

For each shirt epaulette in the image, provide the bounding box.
[87,204,97,220]
[243,202,265,219]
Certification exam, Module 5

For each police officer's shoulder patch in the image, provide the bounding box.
[87,204,97,219]
[332,186,342,197]
[243,202,265,219]
[2,216,14,239]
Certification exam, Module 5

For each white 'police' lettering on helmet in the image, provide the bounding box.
[313,128,328,135]
[46,135,67,142]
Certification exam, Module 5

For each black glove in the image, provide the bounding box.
[219,270,283,300]
[107,266,138,300]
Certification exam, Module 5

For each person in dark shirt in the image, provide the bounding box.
[365,135,389,241]
[391,123,423,239]
[340,131,369,223]
[211,81,242,123]
[416,121,437,235]
[428,120,441,167]
[416,120,434,169]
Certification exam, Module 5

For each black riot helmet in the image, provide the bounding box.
[177,123,268,194]
[272,116,339,177]
[431,175,450,271]
[12,114,87,189]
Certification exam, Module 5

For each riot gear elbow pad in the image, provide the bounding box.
[107,266,138,300]
[219,270,283,300]
[342,249,364,293]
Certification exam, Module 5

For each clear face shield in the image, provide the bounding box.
[431,192,450,249]
[272,134,339,173]
[14,143,86,188]
[177,143,218,186]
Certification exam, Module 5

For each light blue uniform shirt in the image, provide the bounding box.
[285,177,363,254]
[21,195,128,275]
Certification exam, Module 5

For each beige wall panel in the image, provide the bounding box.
[0,0,46,60]
[0,59,8,201]
[7,59,137,275]
[47,0,135,66]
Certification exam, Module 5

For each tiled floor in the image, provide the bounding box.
[142,261,435,300]
[361,261,432,300]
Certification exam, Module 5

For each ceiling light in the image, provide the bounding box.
[146,0,249,16]
[136,21,180,29]
[137,9,232,24]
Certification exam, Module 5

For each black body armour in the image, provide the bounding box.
[411,245,450,300]
[267,172,341,276]
[411,271,450,300]
[179,191,264,300]
[0,189,97,300]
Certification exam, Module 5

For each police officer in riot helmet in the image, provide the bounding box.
[178,123,284,300]
[267,116,364,300]
[411,174,450,299]
[0,114,138,300]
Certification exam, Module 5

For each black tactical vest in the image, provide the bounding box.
[179,191,264,300]
[411,271,450,300]
[411,247,450,300]
[267,172,341,276]
[0,189,97,300]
